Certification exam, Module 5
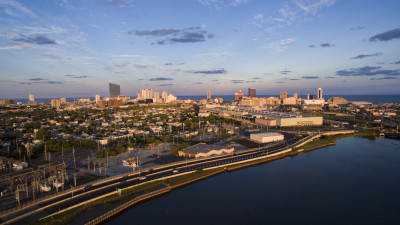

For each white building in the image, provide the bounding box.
[140,88,153,99]
[303,99,325,106]
[250,132,284,143]
[29,94,35,103]
[165,94,177,103]
[162,91,168,99]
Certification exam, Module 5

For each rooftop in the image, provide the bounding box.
[182,142,231,154]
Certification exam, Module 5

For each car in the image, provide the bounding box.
[173,169,179,173]
[82,185,92,192]
[139,176,147,180]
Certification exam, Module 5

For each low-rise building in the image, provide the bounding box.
[250,132,284,143]
[178,143,234,158]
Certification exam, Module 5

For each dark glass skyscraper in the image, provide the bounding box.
[109,83,120,98]
[248,88,256,98]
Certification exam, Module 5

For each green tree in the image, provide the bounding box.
[35,129,50,140]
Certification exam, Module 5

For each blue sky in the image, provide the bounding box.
[0,0,399,98]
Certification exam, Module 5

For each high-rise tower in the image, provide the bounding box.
[248,88,256,98]
[280,91,288,99]
[235,90,244,101]
[140,88,153,99]
[109,83,120,98]
[154,92,160,102]
[318,88,323,100]
[29,94,35,103]
[207,91,211,99]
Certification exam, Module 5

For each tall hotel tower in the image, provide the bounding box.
[109,83,120,98]
[318,88,323,100]
[248,88,256,98]
[29,94,35,103]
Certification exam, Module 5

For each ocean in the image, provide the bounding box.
[11,95,400,104]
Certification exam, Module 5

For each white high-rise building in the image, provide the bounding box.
[318,88,323,100]
[140,88,153,99]
[162,91,168,99]
[29,94,35,103]
[95,94,101,102]
[154,92,160,103]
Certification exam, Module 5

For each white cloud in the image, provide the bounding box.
[4,8,17,16]
[262,38,296,52]
[266,0,336,33]
[198,0,250,8]
[0,43,33,50]
[253,13,264,23]
[231,0,250,6]
[0,32,18,39]
[112,54,141,58]
[22,26,66,35]
[197,51,237,59]
[293,0,336,14]
[40,52,72,60]
[0,0,35,17]
[274,2,297,25]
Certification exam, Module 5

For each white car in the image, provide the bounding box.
[173,169,179,173]
[139,176,147,180]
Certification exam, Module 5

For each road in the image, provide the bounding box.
[2,134,312,225]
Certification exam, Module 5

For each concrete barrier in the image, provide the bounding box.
[84,187,171,225]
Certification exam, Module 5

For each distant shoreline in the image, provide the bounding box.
[4,94,400,104]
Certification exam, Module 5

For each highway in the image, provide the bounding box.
[2,134,312,225]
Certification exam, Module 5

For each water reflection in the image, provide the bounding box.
[107,137,400,225]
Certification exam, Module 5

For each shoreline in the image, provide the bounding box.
[30,132,367,225]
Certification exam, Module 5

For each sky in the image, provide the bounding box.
[0,0,400,98]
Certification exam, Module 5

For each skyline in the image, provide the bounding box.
[1,0,400,98]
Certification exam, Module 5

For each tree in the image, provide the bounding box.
[35,129,50,140]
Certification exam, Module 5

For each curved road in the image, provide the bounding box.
[3,134,313,225]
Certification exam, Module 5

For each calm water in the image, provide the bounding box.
[179,95,400,103]
[11,95,400,104]
[107,137,400,225]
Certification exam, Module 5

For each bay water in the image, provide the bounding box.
[106,137,400,225]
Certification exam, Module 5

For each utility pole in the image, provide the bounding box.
[32,180,35,201]
[25,182,29,199]
[73,146,76,168]
[16,185,20,207]
[55,179,59,193]
[61,170,64,191]
[45,144,47,161]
